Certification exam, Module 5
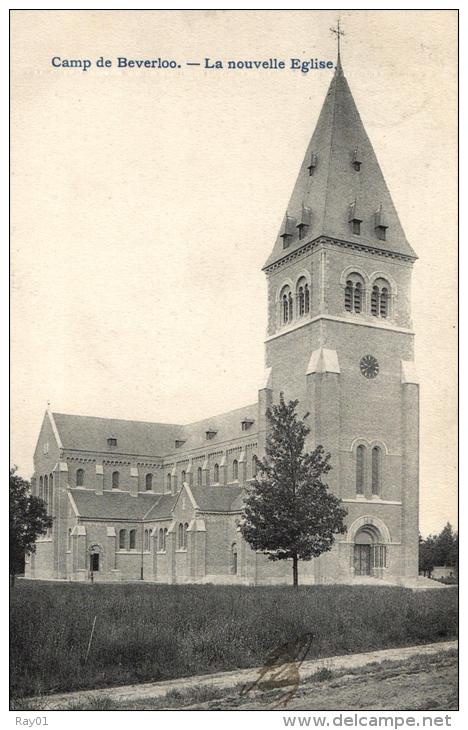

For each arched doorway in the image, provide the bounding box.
[349,517,390,577]
[88,543,103,575]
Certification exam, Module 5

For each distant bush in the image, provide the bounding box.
[10,582,458,698]
[434,576,458,585]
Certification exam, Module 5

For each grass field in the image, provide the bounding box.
[10,581,458,699]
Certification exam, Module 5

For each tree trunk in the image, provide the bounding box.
[292,555,298,588]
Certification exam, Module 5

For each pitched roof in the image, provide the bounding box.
[52,403,258,460]
[168,404,258,456]
[143,493,178,520]
[189,485,244,512]
[69,485,242,520]
[70,488,163,520]
[53,413,183,457]
[264,61,417,269]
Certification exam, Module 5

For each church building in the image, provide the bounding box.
[25,52,420,585]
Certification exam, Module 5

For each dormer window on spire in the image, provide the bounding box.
[352,147,362,171]
[307,152,318,176]
[348,201,362,236]
[374,205,388,241]
[297,206,312,241]
[280,215,296,249]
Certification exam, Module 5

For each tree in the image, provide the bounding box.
[435,522,457,567]
[418,524,458,579]
[9,467,52,583]
[240,395,347,587]
[418,533,437,577]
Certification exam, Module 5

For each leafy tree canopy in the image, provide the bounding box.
[9,467,52,578]
[240,396,347,585]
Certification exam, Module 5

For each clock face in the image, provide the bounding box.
[360,355,379,379]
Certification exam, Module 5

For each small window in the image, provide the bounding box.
[232,459,238,481]
[107,437,117,447]
[145,473,153,491]
[356,445,365,494]
[197,467,202,486]
[252,455,257,478]
[119,529,127,550]
[345,281,353,312]
[184,522,189,549]
[280,285,293,325]
[167,473,172,491]
[158,528,165,551]
[371,286,379,316]
[206,430,217,440]
[354,282,362,313]
[175,439,186,448]
[144,529,150,551]
[112,471,119,489]
[296,277,309,317]
[129,529,136,550]
[231,542,238,575]
[371,279,390,319]
[345,274,364,314]
[67,528,72,551]
[282,293,289,323]
[380,288,388,318]
[214,463,219,483]
[352,149,362,172]
[376,226,386,241]
[241,419,254,431]
[298,286,305,315]
[76,468,84,487]
[181,470,186,484]
[352,220,361,235]
[372,446,382,495]
[178,522,184,549]
[308,152,317,176]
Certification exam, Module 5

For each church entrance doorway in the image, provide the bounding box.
[354,544,371,575]
[352,523,388,577]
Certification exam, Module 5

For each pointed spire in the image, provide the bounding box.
[264,48,417,269]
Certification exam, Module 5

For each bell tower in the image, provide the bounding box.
[262,43,419,582]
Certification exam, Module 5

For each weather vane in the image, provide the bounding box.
[330,20,345,62]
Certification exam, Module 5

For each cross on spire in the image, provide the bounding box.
[330,20,345,66]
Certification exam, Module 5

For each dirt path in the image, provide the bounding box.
[190,653,458,711]
[31,640,457,710]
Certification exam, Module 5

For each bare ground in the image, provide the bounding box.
[192,653,458,712]
[13,648,457,711]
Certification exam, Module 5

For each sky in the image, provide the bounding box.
[11,9,457,536]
